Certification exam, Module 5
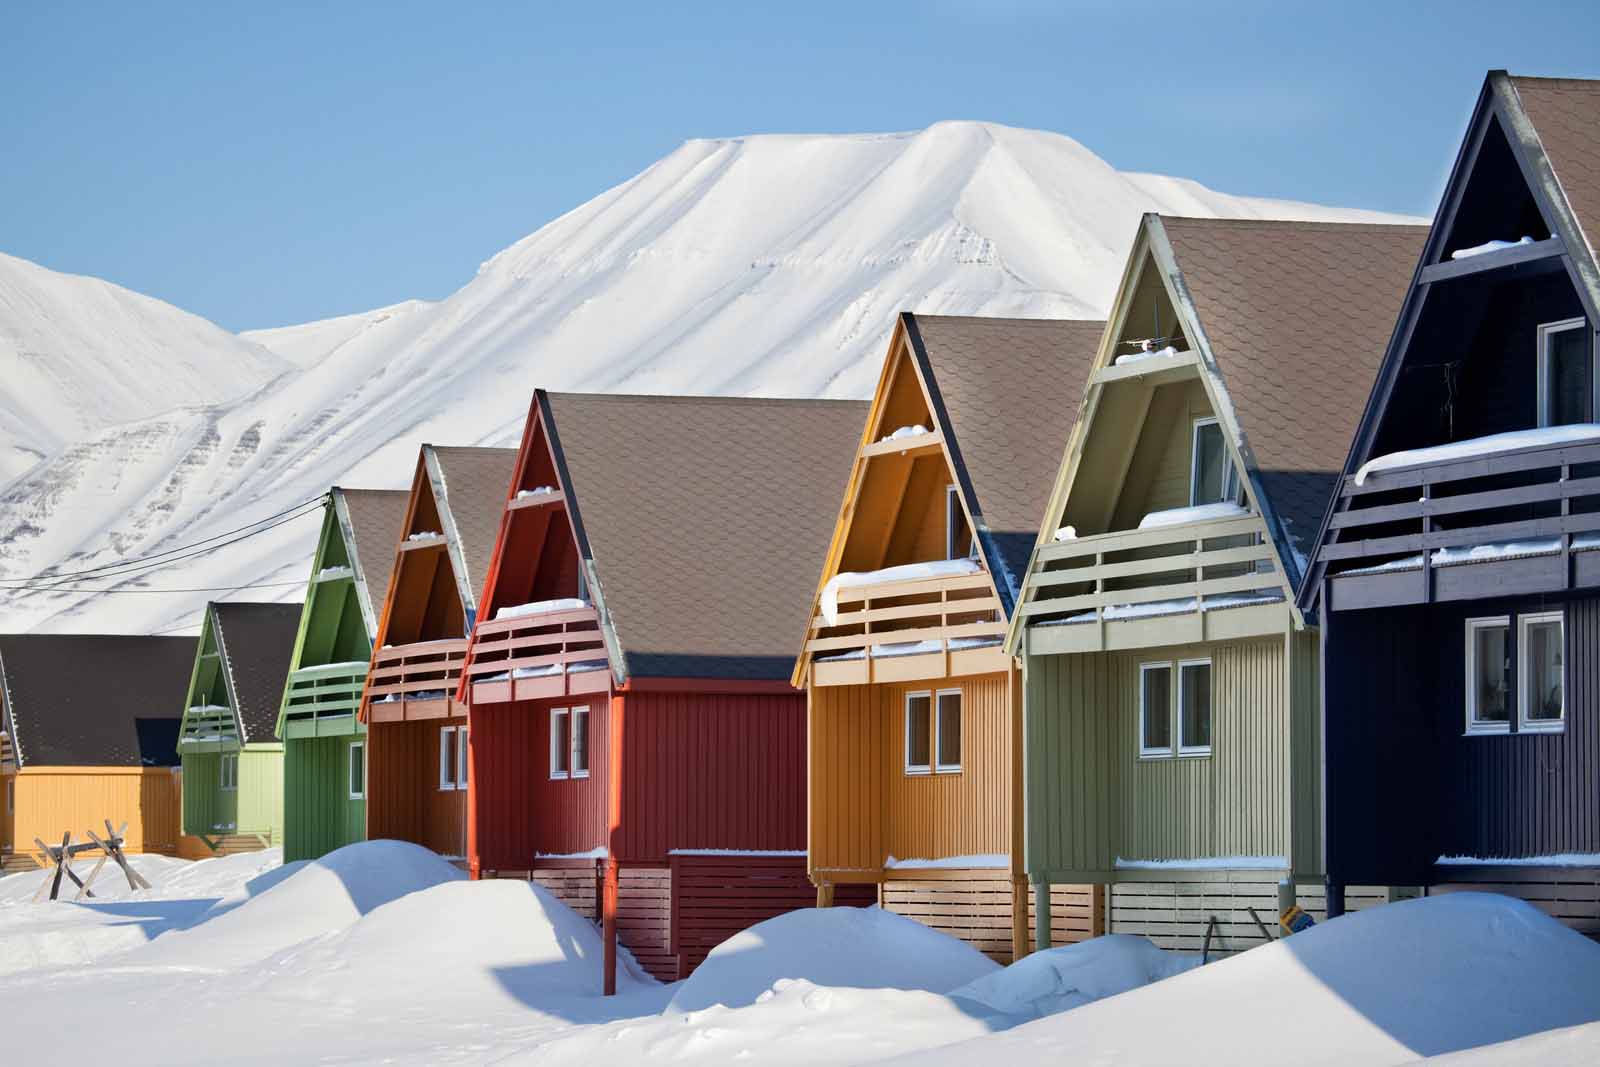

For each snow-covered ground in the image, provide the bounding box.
[1,842,1597,1064]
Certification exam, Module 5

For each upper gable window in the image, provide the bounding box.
[945,486,975,561]
[1190,418,1241,506]
[1538,318,1591,427]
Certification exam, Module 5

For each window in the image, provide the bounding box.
[1191,418,1241,506]
[1519,612,1565,733]
[550,707,590,780]
[439,726,460,790]
[935,690,962,772]
[1139,664,1173,756]
[5,777,13,814]
[904,692,932,774]
[1465,617,1511,735]
[220,753,238,792]
[1179,660,1213,755]
[348,741,366,800]
[945,486,975,560]
[1537,319,1590,427]
[458,724,469,787]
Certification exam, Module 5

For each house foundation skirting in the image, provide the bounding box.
[1431,866,1600,940]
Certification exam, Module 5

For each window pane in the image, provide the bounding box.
[906,695,932,770]
[441,728,458,787]
[1524,619,1564,723]
[1142,667,1172,751]
[350,744,365,796]
[1181,663,1212,750]
[459,728,469,785]
[1546,327,1589,426]
[572,709,590,774]
[1193,423,1228,505]
[551,712,569,776]
[1473,624,1510,724]
[947,489,973,560]
[936,692,962,769]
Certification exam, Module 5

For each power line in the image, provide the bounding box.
[0,580,308,595]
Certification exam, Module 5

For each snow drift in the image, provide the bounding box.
[948,934,1199,1022]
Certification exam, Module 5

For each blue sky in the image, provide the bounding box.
[7,2,1599,331]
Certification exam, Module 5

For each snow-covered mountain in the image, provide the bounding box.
[0,121,1418,634]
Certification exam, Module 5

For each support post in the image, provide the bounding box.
[815,880,835,909]
[1326,877,1346,920]
[1033,880,1051,952]
[1010,875,1029,961]
[602,857,620,996]
[1091,882,1107,937]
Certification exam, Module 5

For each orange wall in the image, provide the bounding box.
[4,767,182,857]
[367,718,468,857]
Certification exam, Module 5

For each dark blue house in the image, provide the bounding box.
[1302,72,1600,934]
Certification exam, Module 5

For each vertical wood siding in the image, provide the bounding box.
[1028,636,1303,875]
[237,747,284,843]
[470,698,609,871]
[8,769,182,854]
[181,752,237,835]
[367,718,467,857]
[283,737,365,861]
[1289,629,1323,877]
[809,684,886,873]
[615,691,805,861]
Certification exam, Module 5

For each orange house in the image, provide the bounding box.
[1,635,195,870]
[358,445,518,861]
[797,313,1105,961]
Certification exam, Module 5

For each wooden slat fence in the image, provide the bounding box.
[883,872,1098,963]
[1109,877,1389,954]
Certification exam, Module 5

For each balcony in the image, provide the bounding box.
[1022,511,1287,655]
[281,660,369,738]
[463,603,610,703]
[365,638,469,722]
[1319,431,1600,610]
[805,567,1006,685]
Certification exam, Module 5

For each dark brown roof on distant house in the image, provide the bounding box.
[0,634,196,767]
[1161,217,1428,569]
[211,602,301,744]
[338,487,409,624]
[544,393,869,681]
[428,447,518,614]
[907,314,1104,606]
[1510,75,1600,259]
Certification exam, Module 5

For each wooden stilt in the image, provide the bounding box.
[1010,875,1029,961]
[602,858,620,996]
[815,881,835,909]
[1032,879,1051,952]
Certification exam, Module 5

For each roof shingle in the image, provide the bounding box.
[211,602,301,744]
[1512,75,1600,259]
[338,487,409,624]
[429,447,518,612]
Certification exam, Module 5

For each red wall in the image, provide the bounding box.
[470,697,608,871]
[614,690,806,861]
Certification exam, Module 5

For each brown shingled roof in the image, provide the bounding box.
[212,602,302,744]
[907,314,1104,601]
[428,446,518,614]
[338,487,409,626]
[1160,217,1428,566]
[0,634,195,767]
[1511,75,1600,259]
[543,393,869,681]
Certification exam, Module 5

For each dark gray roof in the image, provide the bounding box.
[543,392,869,681]
[428,447,519,613]
[338,488,409,625]
[1512,75,1600,260]
[0,634,196,767]
[211,602,301,744]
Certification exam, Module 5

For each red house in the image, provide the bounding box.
[459,391,868,991]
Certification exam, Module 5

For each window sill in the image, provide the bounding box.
[1464,725,1511,737]
[1139,749,1211,761]
[1518,721,1565,735]
[571,770,591,779]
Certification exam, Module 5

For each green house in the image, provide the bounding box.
[177,601,300,850]
[276,487,407,862]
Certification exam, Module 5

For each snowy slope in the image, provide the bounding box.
[0,121,1418,634]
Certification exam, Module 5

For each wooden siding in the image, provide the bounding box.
[1433,868,1600,938]
[236,747,284,844]
[809,671,1015,876]
[617,866,675,981]
[1026,634,1316,879]
[470,698,609,872]
[1108,878,1389,954]
[283,736,366,862]
[181,752,238,836]
[3,767,182,857]
[367,718,467,857]
[614,690,805,861]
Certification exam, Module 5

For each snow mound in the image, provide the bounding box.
[902,893,1600,1066]
[126,839,461,968]
[667,905,998,1012]
[949,934,1198,1021]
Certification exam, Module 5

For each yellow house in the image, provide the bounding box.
[1,635,196,870]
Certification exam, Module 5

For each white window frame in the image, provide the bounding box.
[1177,658,1214,757]
[904,691,933,775]
[439,726,460,790]
[1517,611,1565,734]
[550,708,570,780]
[348,741,366,800]
[934,688,963,773]
[1190,417,1240,507]
[458,723,469,788]
[1464,616,1512,736]
[570,706,591,779]
[1138,662,1174,759]
[1536,317,1590,427]
[220,752,238,792]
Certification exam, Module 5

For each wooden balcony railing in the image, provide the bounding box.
[1319,435,1600,609]
[464,605,609,702]
[179,703,239,748]
[805,571,1006,685]
[1023,513,1286,653]
[281,660,368,737]
[365,638,468,721]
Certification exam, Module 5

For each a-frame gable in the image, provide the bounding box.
[1300,72,1600,606]
[373,449,469,651]
[178,605,244,750]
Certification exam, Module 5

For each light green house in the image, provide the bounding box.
[276,487,407,862]
[177,600,301,850]
[1006,215,1425,951]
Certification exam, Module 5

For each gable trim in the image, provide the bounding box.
[0,647,22,768]
[424,446,482,625]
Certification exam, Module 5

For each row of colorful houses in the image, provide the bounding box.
[4,70,1598,981]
